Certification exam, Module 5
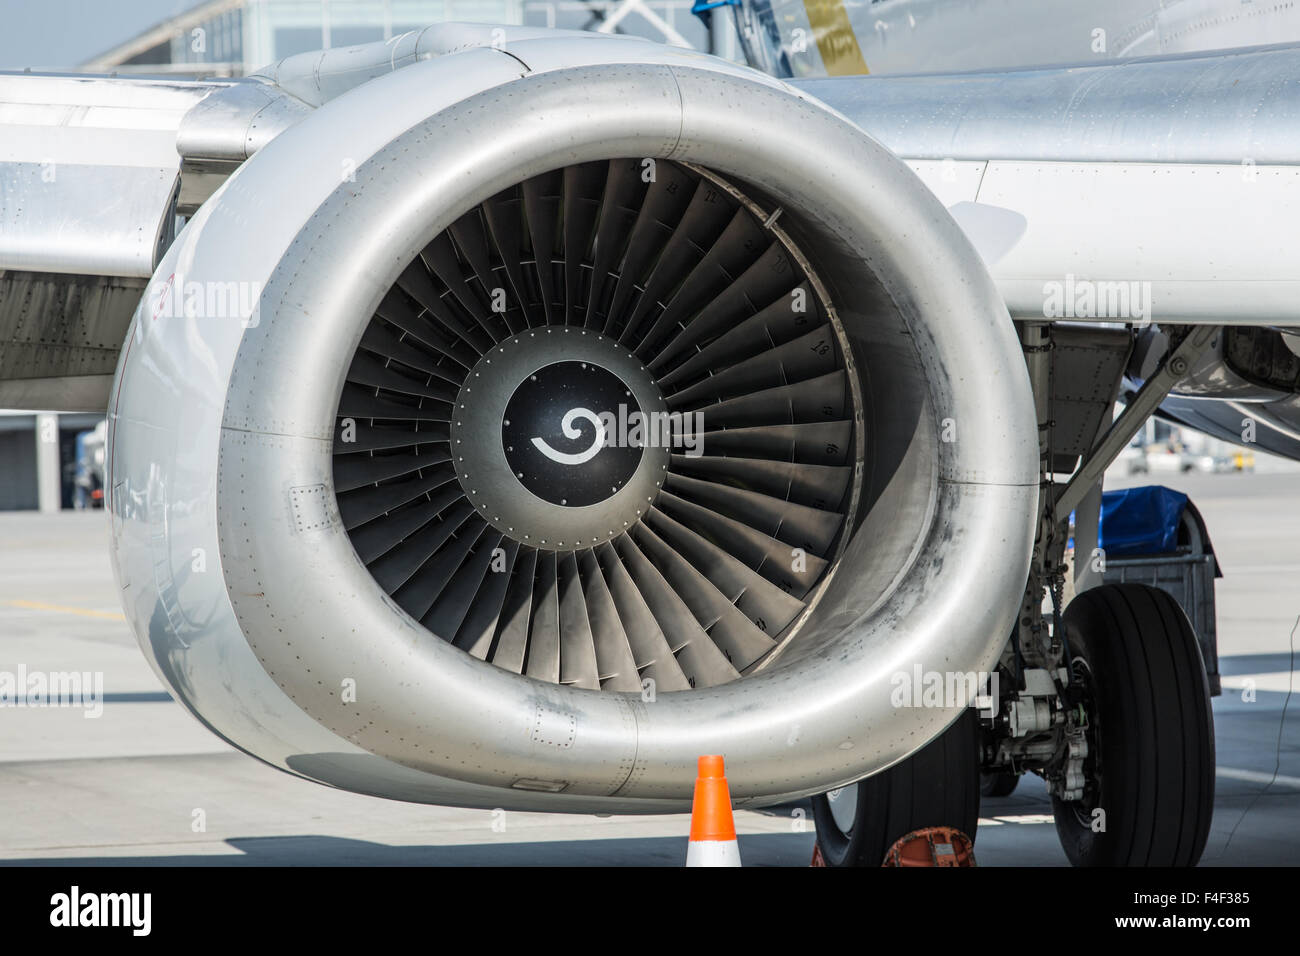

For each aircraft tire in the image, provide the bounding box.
[1051,583,1215,866]
[812,708,980,867]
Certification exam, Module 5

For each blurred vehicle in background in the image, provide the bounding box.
[1115,434,1149,475]
[1111,416,1256,476]
[1145,439,1254,474]
[73,421,106,510]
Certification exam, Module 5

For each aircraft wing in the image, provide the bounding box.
[0,70,306,409]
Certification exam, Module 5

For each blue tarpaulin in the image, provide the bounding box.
[1098,485,1189,557]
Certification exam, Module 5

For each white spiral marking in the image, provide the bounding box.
[531,407,607,465]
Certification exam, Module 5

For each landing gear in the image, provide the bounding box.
[1051,583,1215,867]
[809,318,1223,867]
[811,709,981,867]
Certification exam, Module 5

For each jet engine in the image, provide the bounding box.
[107,35,1038,811]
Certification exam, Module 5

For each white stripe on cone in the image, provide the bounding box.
[686,839,742,867]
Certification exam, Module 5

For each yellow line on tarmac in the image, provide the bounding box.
[801,0,870,75]
[3,600,126,622]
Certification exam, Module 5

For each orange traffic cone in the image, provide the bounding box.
[686,755,741,867]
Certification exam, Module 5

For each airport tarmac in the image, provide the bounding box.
[1,470,1295,866]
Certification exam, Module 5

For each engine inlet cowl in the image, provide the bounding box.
[110,38,1038,812]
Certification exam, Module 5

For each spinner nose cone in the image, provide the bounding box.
[503,360,643,507]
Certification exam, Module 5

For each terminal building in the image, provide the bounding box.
[80,0,725,77]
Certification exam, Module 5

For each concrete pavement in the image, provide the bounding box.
[1,469,1295,865]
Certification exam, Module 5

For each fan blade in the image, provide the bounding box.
[449,209,525,333]
[394,513,486,621]
[696,370,848,429]
[670,453,851,511]
[605,162,697,334]
[594,542,691,692]
[557,551,600,689]
[634,227,778,362]
[488,546,537,674]
[422,526,504,640]
[522,172,562,326]
[525,550,561,683]
[337,383,451,423]
[455,538,521,659]
[481,188,537,326]
[619,180,737,346]
[333,450,452,493]
[347,484,464,563]
[665,472,843,556]
[654,280,816,384]
[656,490,828,597]
[358,322,469,384]
[696,421,853,465]
[644,507,807,633]
[347,351,459,403]
[421,233,506,343]
[613,534,740,688]
[576,548,642,692]
[371,499,474,595]
[585,160,648,328]
[392,261,492,355]
[665,325,838,409]
[563,162,604,326]
[631,522,776,671]
[373,289,480,370]
[332,420,449,455]
[337,465,459,530]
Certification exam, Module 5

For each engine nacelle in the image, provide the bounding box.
[108,35,1038,811]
